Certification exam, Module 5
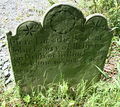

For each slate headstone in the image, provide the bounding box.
[7,4,113,94]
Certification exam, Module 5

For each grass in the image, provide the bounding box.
[2,65,120,107]
[0,62,120,107]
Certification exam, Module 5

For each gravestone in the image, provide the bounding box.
[7,4,113,94]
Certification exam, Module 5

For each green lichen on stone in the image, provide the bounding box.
[7,4,113,94]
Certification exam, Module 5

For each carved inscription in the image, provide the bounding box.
[7,4,113,94]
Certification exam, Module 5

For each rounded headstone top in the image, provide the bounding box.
[16,21,42,36]
[85,14,108,30]
[43,4,86,34]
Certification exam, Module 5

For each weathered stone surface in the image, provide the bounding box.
[7,4,113,94]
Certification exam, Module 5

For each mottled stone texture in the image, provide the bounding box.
[7,4,113,94]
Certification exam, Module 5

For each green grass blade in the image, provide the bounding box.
[95,65,109,78]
